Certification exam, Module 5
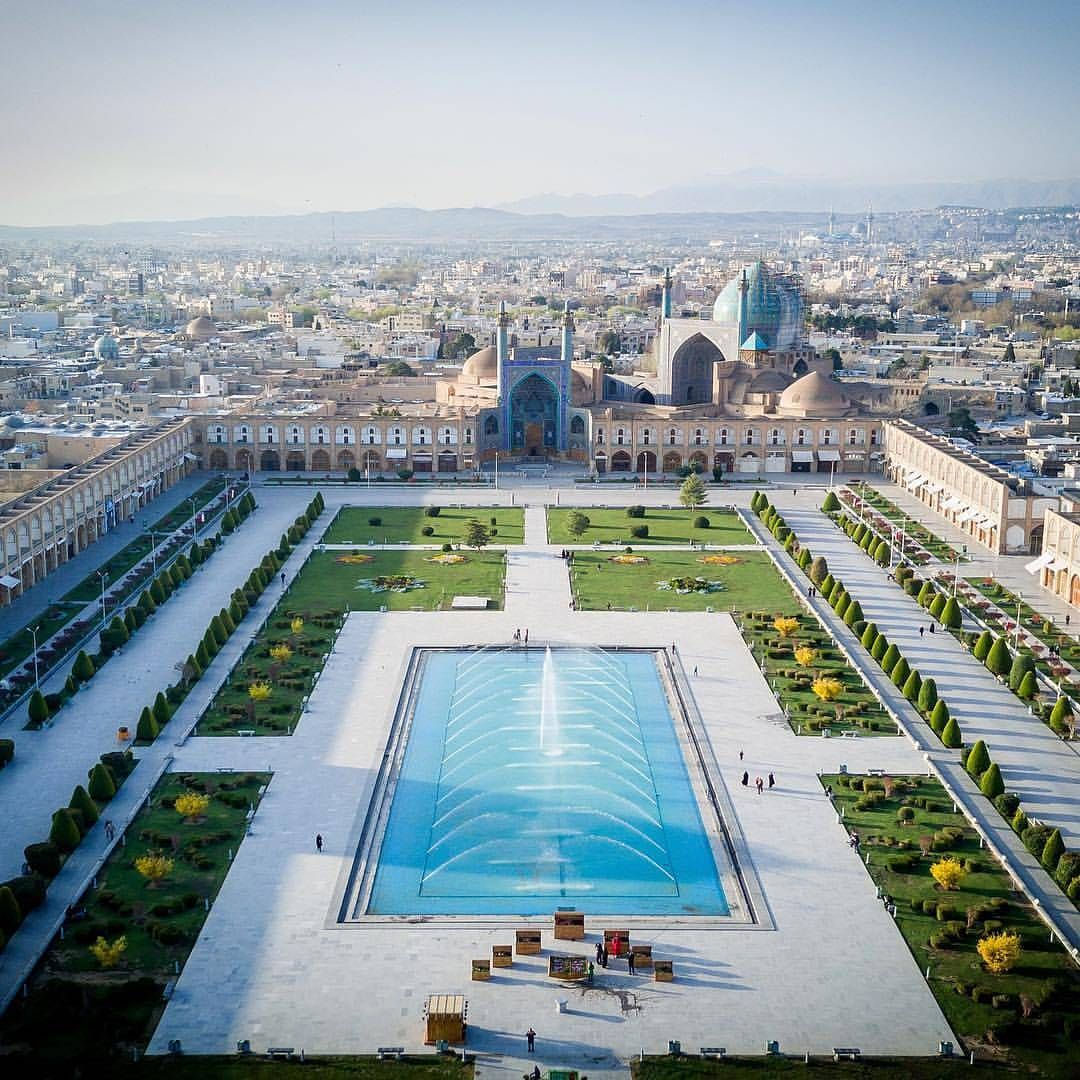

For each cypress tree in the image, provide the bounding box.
[109,614,129,643]
[941,716,963,749]
[820,573,835,597]
[797,547,812,570]
[203,627,219,658]
[918,677,938,712]
[890,656,910,688]
[139,588,156,615]
[1008,653,1035,691]
[72,650,95,682]
[929,699,949,735]
[986,637,1012,677]
[149,579,166,606]
[189,541,203,566]
[929,594,947,620]
[902,669,922,703]
[136,706,159,743]
[0,885,21,937]
[152,692,171,727]
[211,615,228,648]
[979,762,1004,799]
[860,622,878,649]
[49,809,82,853]
[844,600,863,627]
[124,607,138,634]
[88,762,117,801]
[973,630,993,661]
[28,690,49,727]
[168,564,184,589]
[965,739,990,777]
[1011,806,1029,834]
[1041,828,1065,872]
[196,640,211,669]
[821,491,840,512]
[871,634,889,662]
[835,593,851,619]
[875,542,891,566]
[229,598,244,624]
[880,643,901,674]
[917,580,936,607]
[940,596,962,629]
[69,784,99,826]
[1016,670,1038,700]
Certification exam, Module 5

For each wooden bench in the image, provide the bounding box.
[553,910,584,940]
[654,960,674,981]
[515,929,541,955]
[630,944,653,968]
[267,1048,295,1060]
[833,1048,861,1062]
[603,928,630,957]
[378,1047,406,1060]
[491,945,512,968]
[699,1047,725,1059]
[471,959,490,981]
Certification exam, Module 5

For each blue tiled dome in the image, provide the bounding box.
[93,334,119,361]
[712,261,803,351]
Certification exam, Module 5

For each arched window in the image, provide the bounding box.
[595,426,604,444]
[769,428,781,446]
[464,427,473,444]
[797,428,808,446]
[694,428,705,446]
[668,427,678,445]
[616,428,626,445]
[641,428,651,445]
[390,426,403,445]
[744,428,758,445]
[289,425,304,444]
[570,415,585,435]
[719,428,729,445]
[484,415,498,436]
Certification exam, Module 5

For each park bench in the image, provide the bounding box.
[267,1047,295,1060]
[217,766,234,772]
[867,768,886,776]
[236,729,256,737]
[833,1048,860,1062]
[840,730,858,739]
[378,1047,405,1060]
[699,1047,725,1058]
[162,978,177,1001]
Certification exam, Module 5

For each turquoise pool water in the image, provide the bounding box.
[367,647,729,915]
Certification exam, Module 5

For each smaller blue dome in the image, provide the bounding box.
[93,334,119,361]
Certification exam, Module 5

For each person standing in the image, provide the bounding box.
[741,771,749,786]
[611,933,620,959]
[281,572,286,587]
[524,629,529,646]
[768,772,775,789]
[739,749,744,761]
[315,833,323,852]
[595,942,603,964]
[755,776,764,795]
[919,625,925,637]
[526,1028,536,1053]
[627,949,636,975]
[601,944,608,968]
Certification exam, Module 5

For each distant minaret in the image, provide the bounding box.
[496,300,509,398]
[827,207,835,238]
[736,268,749,347]
[561,300,574,367]
[866,204,874,245]
[661,267,672,320]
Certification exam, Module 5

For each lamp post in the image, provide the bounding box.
[189,497,199,540]
[1015,593,1023,650]
[28,624,40,691]
[146,530,160,574]
[494,451,499,490]
[97,570,108,632]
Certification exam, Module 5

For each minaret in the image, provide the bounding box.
[736,268,749,348]
[496,300,509,399]
[561,300,574,366]
[661,267,672,320]
[866,204,874,245]
[827,207,835,238]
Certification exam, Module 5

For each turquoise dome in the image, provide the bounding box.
[93,334,119,361]
[712,261,803,352]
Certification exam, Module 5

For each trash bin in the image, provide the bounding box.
[556,998,568,1014]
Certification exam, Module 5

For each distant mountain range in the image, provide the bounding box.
[497,175,1080,216]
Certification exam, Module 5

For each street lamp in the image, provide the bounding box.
[189,497,199,540]
[1015,592,1023,649]
[28,624,40,691]
[494,451,499,489]
[145,530,161,574]
[97,570,108,632]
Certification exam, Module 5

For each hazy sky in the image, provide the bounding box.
[5,0,1080,225]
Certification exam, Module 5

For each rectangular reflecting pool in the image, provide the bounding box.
[359,647,732,916]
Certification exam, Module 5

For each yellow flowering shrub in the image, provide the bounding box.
[248,682,272,701]
[929,857,966,891]
[135,852,174,884]
[290,617,304,634]
[174,792,211,820]
[811,676,844,701]
[794,645,817,667]
[269,644,292,663]
[773,616,800,638]
[977,931,1022,974]
[89,935,127,968]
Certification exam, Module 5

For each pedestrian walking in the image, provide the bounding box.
[693,665,698,676]
[741,770,749,786]
[929,623,935,634]
[739,749,744,761]
[514,628,521,643]
[281,572,286,587]
[768,772,775,789]
[1067,614,1071,627]
[524,629,529,645]
[587,961,595,984]
[595,942,603,964]
[601,945,608,968]
[627,950,636,975]
[672,641,677,654]
[315,833,323,852]
[755,776,764,794]
[526,1028,536,1053]
[919,625,925,637]
[611,933,621,958]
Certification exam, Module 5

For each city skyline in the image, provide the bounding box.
[5,0,1080,225]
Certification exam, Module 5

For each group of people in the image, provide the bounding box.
[741,771,774,794]
[513,628,530,645]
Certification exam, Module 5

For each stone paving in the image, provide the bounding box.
[147,488,952,1061]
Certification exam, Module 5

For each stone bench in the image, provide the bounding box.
[699,1047,725,1058]
[833,1048,860,1062]
[236,729,256,737]
[267,1047,295,1060]
[866,768,886,776]
[840,730,858,739]
[378,1047,405,1060]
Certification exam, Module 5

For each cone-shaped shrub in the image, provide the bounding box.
[902,669,922,703]
[1041,828,1065,872]
[871,634,889,662]
[87,762,116,801]
[72,650,95,683]
[168,564,184,590]
[1008,653,1035,691]
[986,637,1012,677]
[152,692,171,728]
[861,622,879,649]
[211,615,228,648]
[1011,807,1029,834]
[69,784,99,827]
[965,739,990,778]
[196,640,211,668]
[940,597,962,629]
[229,598,244,624]
[1016,670,1038,700]
[853,524,868,545]
[124,608,138,634]
[189,541,203,566]
[820,573,835,597]
[973,631,993,661]
[822,491,840,512]
[891,657,911,688]
[139,589,156,615]
[844,600,863,628]
[880,644,901,675]
[941,716,963,749]
[149,579,166,606]
[136,706,159,743]
[929,700,950,735]
[829,580,845,604]
[185,653,202,681]
[861,530,874,552]
[917,580,936,607]
[23,841,60,879]
[0,885,22,937]
[979,762,1004,799]
[751,491,763,513]
[28,690,49,727]
[49,808,82,853]
[219,607,235,635]
[918,678,938,712]
[929,594,947,620]
[202,627,219,658]
[835,593,850,619]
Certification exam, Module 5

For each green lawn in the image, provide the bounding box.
[570,550,796,613]
[740,612,897,736]
[823,774,1080,1073]
[199,549,506,735]
[322,506,524,545]
[636,1056,980,1080]
[548,506,749,546]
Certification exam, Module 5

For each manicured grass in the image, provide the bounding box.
[636,1056,978,1079]
[847,483,967,562]
[740,612,896,736]
[322,506,524,545]
[50,772,267,974]
[548,506,749,546]
[570,550,797,613]
[824,773,1080,1073]
[199,549,506,735]
[0,600,85,681]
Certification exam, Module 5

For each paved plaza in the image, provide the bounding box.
[9,476,1079,1065]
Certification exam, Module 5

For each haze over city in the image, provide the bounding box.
[5,0,1080,225]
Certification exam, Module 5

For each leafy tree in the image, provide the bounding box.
[809,556,829,586]
[566,512,591,539]
[679,473,708,510]
[597,330,621,355]
[977,931,1021,974]
[384,360,416,377]
[1003,342,1016,362]
[463,519,491,552]
[947,406,979,442]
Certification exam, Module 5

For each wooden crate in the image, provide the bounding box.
[654,960,674,982]
[515,929,541,955]
[548,954,588,981]
[471,960,490,981]
[424,995,467,1044]
[630,944,653,969]
[603,928,630,957]
[553,910,585,940]
[491,945,512,968]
